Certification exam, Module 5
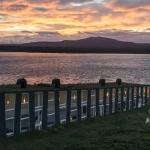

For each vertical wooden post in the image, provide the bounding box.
[29,91,35,131]
[0,92,6,137]
[126,87,129,111]
[14,92,22,135]
[141,86,143,107]
[145,86,147,106]
[87,89,91,119]
[136,87,139,108]
[55,90,60,125]
[115,88,118,113]
[131,87,134,109]
[77,90,81,122]
[109,88,112,114]
[121,88,124,112]
[96,89,100,117]
[42,91,48,129]
[66,90,71,124]
[103,88,107,116]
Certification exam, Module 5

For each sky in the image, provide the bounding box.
[1,0,150,44]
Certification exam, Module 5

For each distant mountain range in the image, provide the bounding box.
[0,37,150,53]
[21,37,136,47]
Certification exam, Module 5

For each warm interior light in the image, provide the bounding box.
[124,91,127,95]
[73,95,76,100]
[70,116,72,120]
[106,92,109,97]
[23,98,26,103]
[59,98,60,101]
[7,101,10,104]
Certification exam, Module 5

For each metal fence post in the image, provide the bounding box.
[109,89,112,114]
[103,88,107,116]
[0,92,6,137]
[29,91,35,131]
[145,86,147,106]
[96,89,100,117]
[42,91,48,129]
[66,90,71,124]
[77,90,81,122]
[131,87,134,109]
[115,88,118,113]
[55,90,60,125]
[121,88,124,112]
[136,87,139,108]
[87,89,91,119]
[126,87,129,111]
[14,92,22,135]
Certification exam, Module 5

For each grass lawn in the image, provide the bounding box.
[1,106,150,150]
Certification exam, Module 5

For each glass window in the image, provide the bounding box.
[35,93,43,107]
[5,94,15,110]
[81,90,87,102]
[71,91,77,108]
[48,92,54,100]
[47,114,55,126]
[21,93,29,103]
[59,91,67,105]
[6,119,14,134]
[48,100,55,114]
[91,90,96,106]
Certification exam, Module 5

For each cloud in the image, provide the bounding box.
[33,6,48,12]
[8,4,28,11]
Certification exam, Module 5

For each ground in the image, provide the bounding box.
[0,82,143,91]
[1,106,150,150]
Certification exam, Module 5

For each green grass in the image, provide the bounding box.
[1,106,150,150]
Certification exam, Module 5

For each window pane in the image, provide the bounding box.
[99,89,103,101]
[48,100,55,114]
[21,119,29,132]
[6,119,14,134]
[71,91,77,108]
[59,91,67,105]
[6,110,15,118]
[21,103,29,117]
[81,90,87,102]
[91,90,96,106]
[47,115,55,125]
[35,93,43,107]
[5,94,15,110]
[48,92,54,100]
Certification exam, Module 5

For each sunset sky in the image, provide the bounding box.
[1,0,150,44]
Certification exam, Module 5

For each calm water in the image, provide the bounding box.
[0,52,150,85]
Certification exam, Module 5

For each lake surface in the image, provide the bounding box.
[0,52,150,85]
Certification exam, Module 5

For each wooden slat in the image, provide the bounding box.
[96,89,100,117]
[55,90,60,125]
[66,90,71,124]
[42,91,48,129]
[136,87,139,108]
[126,87,129,111]
[109,89,112,114]
[115,88,118,113]
[87,89,91,119]
[77,90,81,122]
[145,86,147,106]
[29,91,35,131]
[121,88,124,112]
[131,87,134,109]
[0,92,6,137]
[103,89,107,116]
[14,92,22,135]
